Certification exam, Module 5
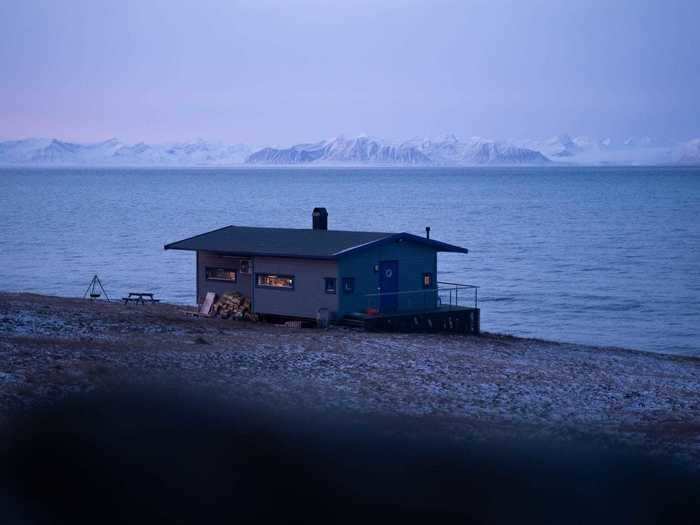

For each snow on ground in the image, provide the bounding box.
[1,292,699,465]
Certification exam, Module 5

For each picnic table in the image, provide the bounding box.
[122,292,160,305]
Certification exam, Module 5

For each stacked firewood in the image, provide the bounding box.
[212,292,257,321]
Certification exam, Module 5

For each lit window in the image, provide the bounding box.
[325,277,336,294]
[342,277,355,294]
[206,267,237,282]
[423,272,433,288]
[256,273,294,289]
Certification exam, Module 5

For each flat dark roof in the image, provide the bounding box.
[164,225,468,259]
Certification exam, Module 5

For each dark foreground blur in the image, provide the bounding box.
[1,389,698,524]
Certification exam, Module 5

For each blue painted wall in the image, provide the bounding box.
[337,239,438,317]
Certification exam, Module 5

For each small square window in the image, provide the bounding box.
[325,277,337,294]
[423,272,433,288]
[342,277,355,294]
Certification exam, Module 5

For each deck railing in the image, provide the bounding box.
[365,281,478,314]
[437,281,479,309]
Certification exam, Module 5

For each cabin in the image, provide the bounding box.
[164,208,480,333]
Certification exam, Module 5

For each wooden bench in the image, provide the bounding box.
[122,292,160,305]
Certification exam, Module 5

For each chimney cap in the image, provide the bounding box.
[312,207,328,230]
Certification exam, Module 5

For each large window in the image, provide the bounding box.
[206,267,237,282]
[256,273,294,290]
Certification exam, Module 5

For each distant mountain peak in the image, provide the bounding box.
[98,137,120,145]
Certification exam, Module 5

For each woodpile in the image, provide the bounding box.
[212,292,257,321]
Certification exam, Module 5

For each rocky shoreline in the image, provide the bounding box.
[1,292,699,465]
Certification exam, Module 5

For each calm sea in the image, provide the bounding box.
[1,166,699,355]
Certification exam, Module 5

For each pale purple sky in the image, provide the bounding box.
[1,0,698,144]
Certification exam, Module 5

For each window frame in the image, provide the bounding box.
[205,267,238,282]
[255,273,295,290]
[324,277,337,294]
[342,277,355,295]
[423,272,433,289]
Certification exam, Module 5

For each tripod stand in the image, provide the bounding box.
[83,275,111,302]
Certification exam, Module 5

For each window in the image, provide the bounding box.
[423,272,433,288]
[256,273,294,289]
[342,277,355,294]
[325,277,337,294]
[206,267,237,282]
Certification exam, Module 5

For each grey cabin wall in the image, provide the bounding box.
[252,256,339,318]
[197,252,252,304]
[196,241,439,319]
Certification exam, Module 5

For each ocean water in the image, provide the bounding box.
[1,166,699,355]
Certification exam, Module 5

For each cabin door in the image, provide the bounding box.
[378,260,399,313]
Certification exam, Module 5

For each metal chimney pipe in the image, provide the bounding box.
[312,208,328,230]
[425,226,431,239]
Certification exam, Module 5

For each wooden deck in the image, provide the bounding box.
[342,306,480,335]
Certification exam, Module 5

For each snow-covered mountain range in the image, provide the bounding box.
[247,136,432,165]
[1,135,698,166]
[516,134,683,166]
[0,138,252,166]
[676,138,700,165]
[246,135,549,165]
[408,135,550,165]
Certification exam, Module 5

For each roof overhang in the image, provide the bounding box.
[164,228,468,259]
[163,246,337,261]
[332,232,468,257]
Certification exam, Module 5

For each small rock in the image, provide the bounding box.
[0,372,18,384]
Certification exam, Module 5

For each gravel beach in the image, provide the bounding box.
[1,292,698,465]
